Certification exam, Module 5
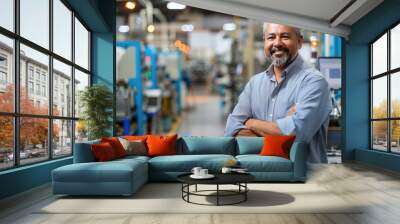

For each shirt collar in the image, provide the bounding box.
[265,54,304,82]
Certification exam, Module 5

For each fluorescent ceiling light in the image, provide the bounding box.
[167,2,186,10]
[181,24,194,32]
[119,25,130,33]
[223,23,236,31]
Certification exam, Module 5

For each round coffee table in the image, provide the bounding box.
[177,173,255,206]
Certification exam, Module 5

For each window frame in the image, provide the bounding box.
[370,20,400,154]
[0,0,92,171]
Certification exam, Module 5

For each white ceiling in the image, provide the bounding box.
[169,0,384,38]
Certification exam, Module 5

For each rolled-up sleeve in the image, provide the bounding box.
[224,81,253,136]
[276,74,332,142]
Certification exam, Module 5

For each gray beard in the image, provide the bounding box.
[270,54,290,67]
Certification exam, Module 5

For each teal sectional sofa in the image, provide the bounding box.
[52,136,308,196]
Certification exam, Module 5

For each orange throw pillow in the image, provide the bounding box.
[101,137,126,158]
[91,142,117,161]
[146,134,178,157]
[124,135,148,142]
[260,135,296,159]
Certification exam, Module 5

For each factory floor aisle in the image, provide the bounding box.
[177,86,227,137]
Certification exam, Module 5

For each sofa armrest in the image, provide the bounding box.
[289,141,309,181]
[73,141,99,163]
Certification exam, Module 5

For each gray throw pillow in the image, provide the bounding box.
[118,137,147,156]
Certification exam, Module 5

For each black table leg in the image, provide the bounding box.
[217,184,219,206]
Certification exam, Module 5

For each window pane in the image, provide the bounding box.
[391,72,400,118]
[0,0,14,31]
[372,33,387,76]
[53,59,72,117]
[53,119,72,158]
[74,69,89,118]
[0,35,14,112]
[20,0,49,49]
[391,120,400,153]
[20,44,49,115]
[372,121,388,151]
[75,120,88,143]
[0,116,14,170]
[391,24,400,70]
[20,117,49,165]
[372,77,387,119]
[75,18,89,70]
[53,0,72,60]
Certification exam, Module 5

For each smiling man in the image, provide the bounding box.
[224,23,332,163]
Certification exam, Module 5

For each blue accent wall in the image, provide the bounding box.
[0,0,115,200]
[344,0,400,171]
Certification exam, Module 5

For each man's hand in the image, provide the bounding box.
[235,129,260,137]
[287,104,297,116]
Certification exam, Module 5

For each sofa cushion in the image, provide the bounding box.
[236,137,263,155]
[147,134,178,157]
[260,135,296,159]
[91,142,118,161]
[236,155,293,172]
[118,138,147,156]
[101,137,127,158]
[73,139,100,163]
[149,154,235,172]
[177,137,236,155]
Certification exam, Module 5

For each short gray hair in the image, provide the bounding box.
[263,23,302,38]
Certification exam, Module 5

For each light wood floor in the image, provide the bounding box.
[1,162,400,224]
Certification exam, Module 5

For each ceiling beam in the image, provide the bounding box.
[330,0,368,28]
[168,0,351,37]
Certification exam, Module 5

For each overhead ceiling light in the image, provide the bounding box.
[147,24,155,33]
[119,25,130,33]
[125,1,136,10]
[181,24,194,32]
[167,2,186,10]
[223,23,236,31]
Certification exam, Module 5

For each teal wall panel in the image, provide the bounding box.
[344,0,400,171]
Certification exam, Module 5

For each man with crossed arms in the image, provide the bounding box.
[224,23,332,163]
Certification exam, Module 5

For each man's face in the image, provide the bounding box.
[264,24,303,68]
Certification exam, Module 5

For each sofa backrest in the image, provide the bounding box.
[73,139,100,163]
[177,136,236,155]
[235,137,263,155]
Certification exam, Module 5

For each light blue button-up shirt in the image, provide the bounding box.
[224,55,332,163]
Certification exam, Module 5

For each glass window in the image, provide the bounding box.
[53,59,72,117]
[28,81,34,94]
[391,24,400,70]
[19,117,49,165]
[391,120,400,153]
[53,0,72,60]
[20,0,49,49]
[0,35,14,113]
[53,119,72,157]
[74,18,89,70]
[372,33,387,76]
[75,120,88,143]
[0,116,14,170]
[391,72,400,118]
[20,44,49,115]
[0,0,14,31]
[74,69,89,118]
[372,121,388,151]
[372,77,387,119]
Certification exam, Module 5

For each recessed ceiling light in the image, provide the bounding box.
[181,24,194,32]
[223,23,236,31]
[125,1,136,10]
[119,25,130,33]
[167,2,186,10]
